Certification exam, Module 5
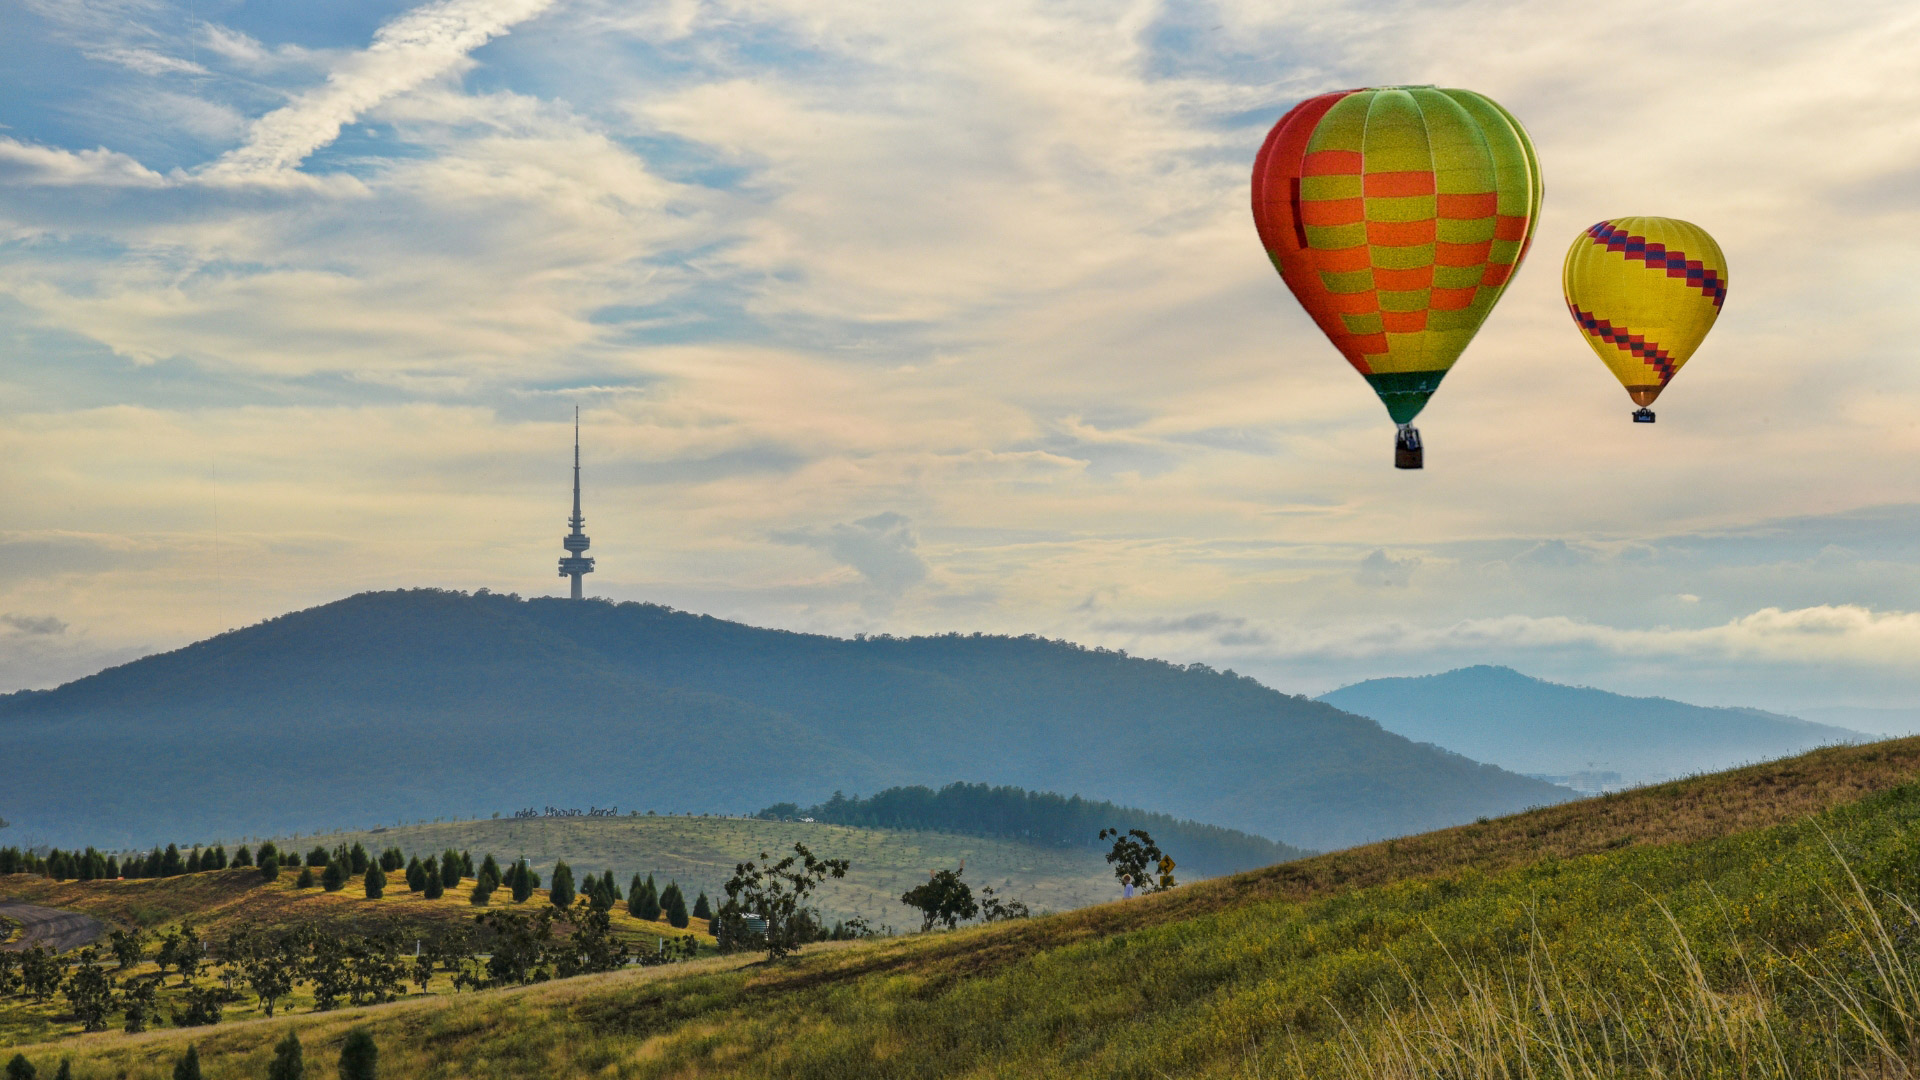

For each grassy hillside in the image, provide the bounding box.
[275,815,1126,928]
[11,738,1920,1076]
[1321,663,1863,786]
[0,589,1572,851]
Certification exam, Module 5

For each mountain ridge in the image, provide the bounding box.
[0,590,1574,850]
[1319,664,1865,787]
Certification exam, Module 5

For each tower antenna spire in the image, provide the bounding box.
[558,406,595,599]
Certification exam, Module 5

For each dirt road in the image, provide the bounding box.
[0,900,106,953]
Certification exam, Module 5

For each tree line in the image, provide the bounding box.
[0,841,713,926]
[758,781,1307,877]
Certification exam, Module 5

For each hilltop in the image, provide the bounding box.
[0,589,1571,851]
[1321,664,1864,787]
[10,736,1920,1074]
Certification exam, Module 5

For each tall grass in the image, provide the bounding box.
[1310,844,1920,1080]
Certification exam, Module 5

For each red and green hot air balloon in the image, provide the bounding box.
[1251,86,1543,468]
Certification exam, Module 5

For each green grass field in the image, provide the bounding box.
[12,739,1920,1076]
[272,815,1126,927]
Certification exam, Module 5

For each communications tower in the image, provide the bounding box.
[557,407,595,599]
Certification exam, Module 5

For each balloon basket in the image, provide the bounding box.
[1632,407,1656,424]
[1394,425,1423,470]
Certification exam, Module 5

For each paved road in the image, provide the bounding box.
[0,900,107,953]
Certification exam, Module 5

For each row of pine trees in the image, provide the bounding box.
[0,842,710,928]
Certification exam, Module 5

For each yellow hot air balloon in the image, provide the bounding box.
[1563,217,1726,422]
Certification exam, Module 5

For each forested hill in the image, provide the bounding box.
[0,589,1572,850]
[760,782,1311,877]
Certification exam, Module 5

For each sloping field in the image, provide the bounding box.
[277,815,1125,927]
[12,737,1920,1077]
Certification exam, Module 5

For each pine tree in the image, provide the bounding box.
[549,860,575,910]
[161,843,184,876]
[308,846,330,868]
[460,851,475,877]
[104,856,120,879]
[186,847,203,873]
[422,858,444,900]
[405,855,425,892]
[233,845,253,867]
[510,859,534,903]
[256,841,278,866]
[379,848,403,872]
[296,867,315,889]
[469,876,494,906]
[692,892,712,920]
[628,874,646,917]
[321,859,346,893]
[260,852,281,882]
[349,843,370,874]
[172,1044,201,1080]
[636,875,662,921]
[440,850,463,888]
[664,882,690,929]
[478,853,502,888]
[601,869,621,901]
[267,1029,304,1080]
[210,845,229,870]
[363,864,387,899]
[338,1030,376,1080]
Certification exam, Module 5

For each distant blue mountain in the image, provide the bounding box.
[0,590,1573,853]
[1320,666,1867,788]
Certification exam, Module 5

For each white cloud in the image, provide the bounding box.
[0,137,168,187]
[200,0,559,183]
[83,47,209,77]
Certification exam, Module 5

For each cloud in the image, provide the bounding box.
[2,614,67,635]
[0,137,168,187]
[773,512,929,608]
[1355,549,1419,588]
[201,0,559,183]
[83,48,209,77]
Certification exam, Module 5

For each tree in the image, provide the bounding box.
[268,1029,304,1080]
[210,845,229,870]
[469,876,494,906]
[548,861,575,910]
[261,851,282,882]
[231,931,300,1017]
[980,886,1031,922]
[478,853,502,888]
[440,849,464,889]
[379,847,403,872]
[257,841,280,866]
[405,855,425,892]
[109,928,146,969]
[172,1045,201,1080]
[634,875,661,921]
[307,846,330,867]
[900,866,977,932]
[422,858,444,900]
[233,845,254,867]
[363,863,387,899]
[460,851,475,877]
[692,892,712,920]
[187,847,203,873]
[21,947,62,1002]
[1100,828,1175,893]
[321,858,347,892]
[296,867,316,888]
[161,843,185,876]
[509,859,535,903]
[349,843,370,874]
[62,948,113,1032]
[717,843,850,961]
[5,1055,34,1080]
[663,882,690,929]
[119,976,158,1033]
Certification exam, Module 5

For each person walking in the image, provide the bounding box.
[1121,873,1134,900]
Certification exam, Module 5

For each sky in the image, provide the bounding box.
[2,0,1918,716]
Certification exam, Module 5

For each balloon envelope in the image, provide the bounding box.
[1251,86,1543,426]
[1562,216,1727,407]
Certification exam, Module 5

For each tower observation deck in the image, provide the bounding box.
[558,407,595,599]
